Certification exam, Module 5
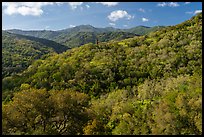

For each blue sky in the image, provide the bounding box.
[2,2,202,30]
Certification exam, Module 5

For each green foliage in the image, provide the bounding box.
[2,88,89,135]
[2,13,202,135]
[2,31,67,78]
[149,74,202,135]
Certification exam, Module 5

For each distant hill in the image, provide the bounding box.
[52,31,138,48]
[6,29,60,40]
[124,25,165,35]
[7,25,164,48]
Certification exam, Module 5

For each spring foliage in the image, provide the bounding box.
[2,13,202,135]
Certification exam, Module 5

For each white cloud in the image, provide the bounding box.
[2,2,56,16]
[157,2,180,7]
[168,2,180,7]
[95,2,119,7]
[157,2,167,7]
[86,5,90,9]
[17,6,43,16]
[138,8,145,13]
[69,25,76,28]
[109,22,116,26]
[108,10,134,22]
[185,11,193,14]
[184,2,191,5]
[55,2,64,6]
[2,2,8,7]
[68,2,83,10]
[185,10,202,15]
[194,10,202,14]
[142,17,149,22]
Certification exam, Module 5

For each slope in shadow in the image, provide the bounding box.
[13,33,70,53]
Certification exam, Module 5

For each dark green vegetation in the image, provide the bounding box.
[7,25,164,48]
[2,31,69,78]
[2,13,202,135]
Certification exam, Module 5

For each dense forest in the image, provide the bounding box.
[2,13,202,135]
[3,25,163,78]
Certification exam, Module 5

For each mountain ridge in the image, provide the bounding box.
[6,25,165,48]
[6,24,162,32]
[6,24,165,37]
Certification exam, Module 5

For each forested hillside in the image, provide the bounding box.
[124,25,164,35]
[2,31,69,78]
[7,25,163,48]
[2,13,202,135]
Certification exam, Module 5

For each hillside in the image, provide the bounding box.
[2,31,69,78]
[124,25,165,35]
[2,13,202,135]
[54,31,138,48]
[7,25,164,48]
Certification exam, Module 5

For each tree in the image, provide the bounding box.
[2,88,90,135]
